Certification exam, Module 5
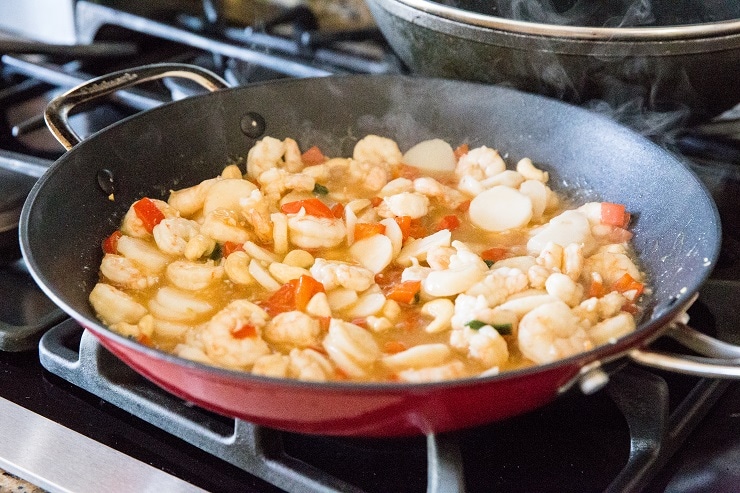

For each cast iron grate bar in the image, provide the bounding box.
[38,319,464,493]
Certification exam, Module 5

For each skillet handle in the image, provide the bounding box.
[629,321,740,378]
[44,63,230,151]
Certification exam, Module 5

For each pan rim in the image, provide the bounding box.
[19,73,722,393]
[391,0,740,41]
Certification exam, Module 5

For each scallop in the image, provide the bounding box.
[350,234,394,274]
[469,186,533,232]
[402,139,456,172]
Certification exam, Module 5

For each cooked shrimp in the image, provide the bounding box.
[263,311,322,350]
[246,136,303,181]
[377,192,429,219]
[322,318,380,378]
[251,353,290,378]
[167,178,218,217]
[352,135,403,168]
[397,360,467,383]
[584,244,642,285]
[148,286,215,323]
[200,299,271,369]
[450,325,509,368]
[287,211,346,249]
[412,177,467,209]
[89,283,148,325]
[200,209,251,244]
[152,217,200,256]
[100,254,159,290]
[426,245,457,271]
[455,145,506,181]
[422,241,489,297]
[288,348,335,381]
[120,198,178,238]
[116,235,172,274]
[309,258,375,292]
[544,272,584,307]
[380,177,413,197]
[166,260,224,291]
[518,301,594,364]
[258,168,316,202]
[465,266,529,308]
[572,291,627,326]
[348,159,390,193]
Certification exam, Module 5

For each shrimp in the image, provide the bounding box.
[309,258,375,292]
[239,189,273,243]
[422,241,489,297]
[165,260,224,291]
[544,272,584,307]
[89,283,148,325]
[263,311,322,350]
[167,178,219,217]
[100,254,159,290]
[200,299,271,369]
[465,266,529,308]
[287,348,335,381]
[120,198,178,238]
[287,211,346,249]
[583,244,642,286]
[426,245,457,271]
[348,159,390,193]
[396,360,467,383]
[572,291,627,327]
[455,145,506,181]
[148,286,215,323]
[200,209,251,244]
[450,325,509,368]
[352,135,403,168]
[258,168,316,203]
[450,294,516,330]
[116,235,172,274]
[413,177,468,209]
[376,192,429,219]
[322,318,380,378]
[152,217,200,256]
[111,314,154,342]
[380,177,413,197]
[246,136,303,181]
[517,300,594,364]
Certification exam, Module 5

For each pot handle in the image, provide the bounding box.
[44,63,230,150]
[629,319,740,378]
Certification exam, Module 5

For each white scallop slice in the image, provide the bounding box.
[402,139,456,172]
[469,186,533,232]
[350,234,394,274]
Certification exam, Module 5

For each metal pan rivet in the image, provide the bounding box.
[240,112,266,139]
[96,169,116,196]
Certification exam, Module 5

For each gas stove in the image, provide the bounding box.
[1,2,740,492]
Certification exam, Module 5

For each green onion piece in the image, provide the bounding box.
[209,243,223,261]
[313,183,329,195]
[484,259,495,268]
[492,323,513,336]
[465,320,513,335]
